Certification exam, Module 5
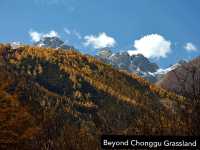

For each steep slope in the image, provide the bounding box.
[157,57,200,98]
[157,57,200,135]
[0,44,192,150]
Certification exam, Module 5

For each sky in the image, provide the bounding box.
[0,0,200,68]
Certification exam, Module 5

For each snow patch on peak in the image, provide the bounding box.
[156,60,187,75]
[127,50,138,56]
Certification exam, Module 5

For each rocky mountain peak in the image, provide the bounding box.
[34,36,73,50]
[96,50,159,82]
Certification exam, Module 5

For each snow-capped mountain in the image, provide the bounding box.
[34,36,74,50]
[96,48,187,83]
[96,49,159,82]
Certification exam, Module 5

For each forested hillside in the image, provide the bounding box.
[0,44,193,150]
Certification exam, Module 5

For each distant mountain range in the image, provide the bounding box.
[96,49,159,82]
[95,48,188,83]
[33,36,187,83]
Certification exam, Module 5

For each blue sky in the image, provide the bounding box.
[0,0,200,68]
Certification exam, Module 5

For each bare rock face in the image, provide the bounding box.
[129,54,159,73]
[96,49,159,82]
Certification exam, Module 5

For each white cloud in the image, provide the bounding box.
[29,31,42,42]
[184,42,198,52]
[128,34,171,59]
[83,32,116,49]
[29,30,59,42]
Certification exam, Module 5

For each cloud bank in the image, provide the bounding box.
[83,32,116,49]
[184,42,198,52]
[29,30,59,42]
[128,34,171,59]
